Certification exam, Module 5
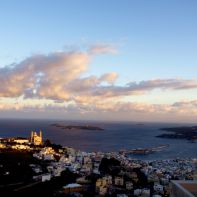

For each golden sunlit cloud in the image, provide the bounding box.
[0,47,197,121]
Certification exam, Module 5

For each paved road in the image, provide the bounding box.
[14,181,42,191]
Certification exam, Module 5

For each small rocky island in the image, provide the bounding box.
[156,126,197,142]
[51,123,104,131]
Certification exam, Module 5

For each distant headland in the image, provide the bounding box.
[156,126,197,142]
[51,123,104,131]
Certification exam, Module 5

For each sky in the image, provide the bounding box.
[0,0,197,122]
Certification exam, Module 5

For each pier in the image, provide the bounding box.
[120,144,169,155]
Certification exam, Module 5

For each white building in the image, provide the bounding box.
[41,173,51,182]
[126,181,133,190]
[114,176,124,186]
[154,183,164,193]
[14,138,29,144]
[134,189,142,196]
[12,144,30,150]
[97,186,108,196]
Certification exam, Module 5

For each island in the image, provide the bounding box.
[51,123,104,131]
[156,126,197,142]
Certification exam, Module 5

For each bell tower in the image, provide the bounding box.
[39,130,43,145]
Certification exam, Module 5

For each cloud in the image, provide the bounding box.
[73,99,197,119]
[0,50,121,101]
[127,78,197,91]
[1,97,197,121]
[172,100,197,108]
[0,52,89,98]
[99,72,118,84]
[0,48,197,121]
[81,78,197,98]
[88,43,118,55]
[0,51,197,102]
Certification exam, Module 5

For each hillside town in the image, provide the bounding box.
[0,131,196,197]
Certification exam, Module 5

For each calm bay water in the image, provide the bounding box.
[0,119,196,160]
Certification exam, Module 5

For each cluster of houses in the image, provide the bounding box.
[30,144,197,197]
[0,131,196,196]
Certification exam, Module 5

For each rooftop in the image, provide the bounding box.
[63,183,82,189]
[170,180,197,197]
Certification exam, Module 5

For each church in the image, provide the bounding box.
[30,130,43,145]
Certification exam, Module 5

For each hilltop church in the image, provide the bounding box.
[30,130,43,145]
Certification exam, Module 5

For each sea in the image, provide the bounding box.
[0,119,196,160]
